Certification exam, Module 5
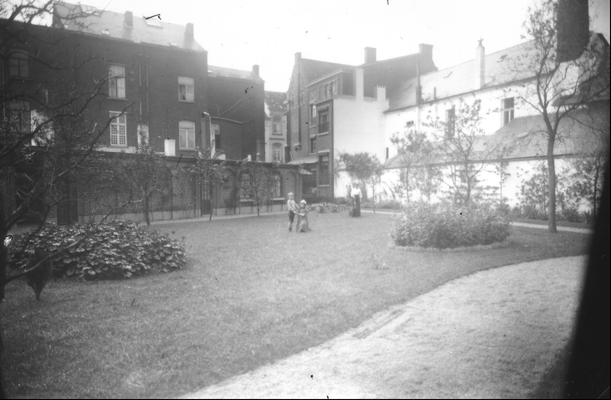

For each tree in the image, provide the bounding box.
[237,160,277,217]
[426,99,500,205]
[337,152,383,207]
[189,147,225,221]
[114,144,170,226]
[0,1,136,396]
[506,0,610,232]
[390,130,438,205]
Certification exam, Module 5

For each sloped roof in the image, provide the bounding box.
[385,109,607,169]
[265,91,287,113]
[208,65,263,82]
[388,41,538,111]
[300,58,353,83]
[53,2,205,52]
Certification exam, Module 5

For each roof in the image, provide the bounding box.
[52,2,205,52]
[265,91,287,113]
[385,109,607,169]
[287,155,318,165]
[300,58,354,84]
[387,41,539,111]
[208,65,263,82]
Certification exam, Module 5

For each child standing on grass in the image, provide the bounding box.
[296,200,310,233]
[287,192,298,232]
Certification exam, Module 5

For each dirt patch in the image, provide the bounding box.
[179,256,586,399]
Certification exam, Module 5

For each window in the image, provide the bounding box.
[319,154,330,185]
[212,123,221,151]
[272,117,281,134]
[406,121,414,131]
[110,112,127,146]
[445,107,455,137]
[310,137,316,153]
[9,50,29,78]
[109,65,126,98]
[502,98,515,126]
[239,173,251,199]
[9,100,31,133]
[272,143,283,162]
[299,91,304,106]
[329,81,335,96]
[318,109,329,133]
[179,120,195,149]
[272,173,282,198]
[310,104,317,126]
[178,77,195,102]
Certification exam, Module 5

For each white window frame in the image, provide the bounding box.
[178,76,195,102]
[179,120,196,149]
[109,65,126,99]
[9,50,29,78]
[272,143,283,162]
[110,112,127,146]
[502,98,515,126]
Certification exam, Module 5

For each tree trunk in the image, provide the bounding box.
[144,196,151,226]
[547,136,558,233]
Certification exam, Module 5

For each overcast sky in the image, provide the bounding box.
[41,0,611,92]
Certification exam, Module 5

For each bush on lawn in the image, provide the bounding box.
[9,220,186,280]
[391,202,511,249]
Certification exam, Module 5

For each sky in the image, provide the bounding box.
[29,0,611,92]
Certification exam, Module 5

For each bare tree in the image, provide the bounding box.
[504,0,610,232]
[426,99,500,205]
[189,147,225,221]
[237,160,278,217]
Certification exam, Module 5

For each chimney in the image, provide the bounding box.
[475,39,485,89]
[355,68,364,101]
[185,23,194,38]
[124,11,133,28]
[295,52,302,63]
[364,47,377,64]
[252,64,259,77]
[556,0,589,62]
[419,43,433,59]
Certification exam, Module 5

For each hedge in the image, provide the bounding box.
[9,220,186,280]
[390,203,511,249]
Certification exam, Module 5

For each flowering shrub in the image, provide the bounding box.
[9,220,186,280]
[314,202,351,213]
[390,203,511,249]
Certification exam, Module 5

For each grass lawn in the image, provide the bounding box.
[1,212,591,398]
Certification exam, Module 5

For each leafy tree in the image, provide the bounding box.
[337,151,383,203]
[390,130,439,205]
[426,99,500,205]
[189,147,225,221]
[237,160,277,217]
[505,0,610,232]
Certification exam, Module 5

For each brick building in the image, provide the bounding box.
[286,45,437,201]
[207,65,266,161]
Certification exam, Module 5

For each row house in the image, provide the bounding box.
[207,65,266,161]
[264,91,288,163]
[382,33,609,208]
[286,45,437,201]
[2,2,295,226]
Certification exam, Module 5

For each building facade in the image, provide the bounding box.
[286,45,437,201]
[264,91,288,163]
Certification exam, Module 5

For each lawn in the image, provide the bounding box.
[1,212,591,398]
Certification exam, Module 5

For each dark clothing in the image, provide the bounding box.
[288,210,295,223]
[352,195,361,217]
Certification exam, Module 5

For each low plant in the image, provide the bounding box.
[9,220,186,280]
[390,202,511,249]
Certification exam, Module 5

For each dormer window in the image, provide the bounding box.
[501,98,515,126]
[145,17,162,28]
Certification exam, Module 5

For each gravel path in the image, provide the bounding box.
[179,256,587,399]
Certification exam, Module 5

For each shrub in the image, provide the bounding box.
[314,202,351,213]
[390,203,511,249]
[9,220,186,280]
